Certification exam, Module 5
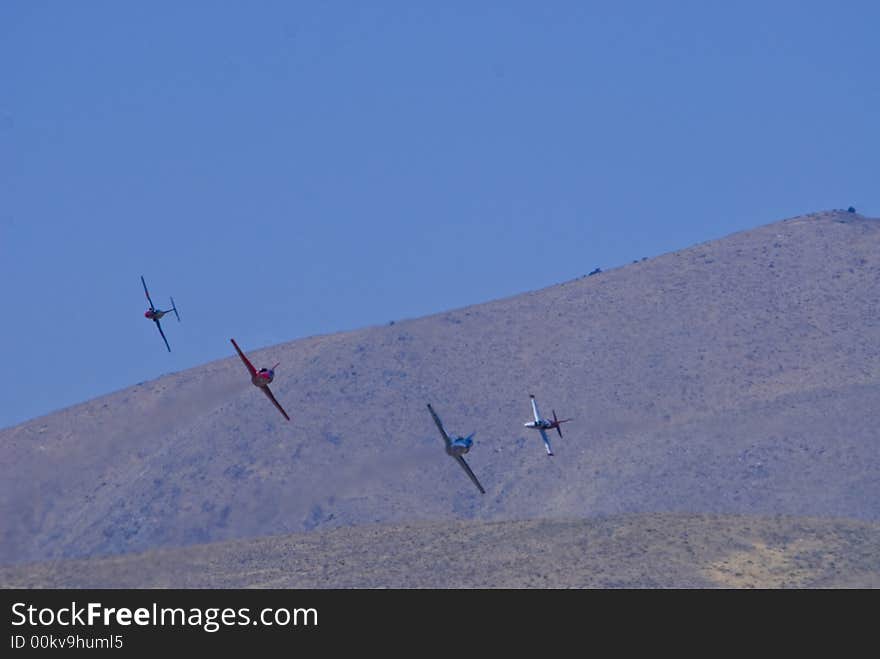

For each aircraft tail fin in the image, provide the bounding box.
[170,297,181,322]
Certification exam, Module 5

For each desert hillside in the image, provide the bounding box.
[2,513,878,588]
[2,209,878,569]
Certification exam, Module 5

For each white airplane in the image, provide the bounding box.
[524,394,572,456]
[426,403,486,494]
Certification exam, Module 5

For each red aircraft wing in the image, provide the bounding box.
[261,385,291,421]
[230,338,257,377]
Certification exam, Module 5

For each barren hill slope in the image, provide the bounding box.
[3,513,878,588]
[2,209,878,566]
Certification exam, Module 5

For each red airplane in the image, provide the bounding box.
[230,338,290,421]
[142,275,180,352]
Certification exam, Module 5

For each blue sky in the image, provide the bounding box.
[1,1,877,429]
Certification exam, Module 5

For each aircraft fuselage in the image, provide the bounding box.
[446,436,473,457]
[252,369,275,387]
[525,420,554,430]
[145,309,168,320]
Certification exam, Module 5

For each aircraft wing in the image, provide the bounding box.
[230,338,257,377]
[261,385,291,421]
[154,318,171,352]
[455,455,486,494]
[530,395,541,423]
[426,403,452,448]
[141,275,156,311]
[539,428,554,456]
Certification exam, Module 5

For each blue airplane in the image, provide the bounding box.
[426,403,485,494]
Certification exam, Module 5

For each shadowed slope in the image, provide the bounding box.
[1,209,878,566]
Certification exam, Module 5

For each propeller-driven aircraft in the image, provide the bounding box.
[524,394,572,456]
[141,275,180,352]
[426,403,485,494]
[231,338,290,421]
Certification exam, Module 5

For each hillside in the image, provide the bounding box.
[2,209,878,569]
[3,514,878,588]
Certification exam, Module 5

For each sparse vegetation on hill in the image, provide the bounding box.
[2,513,877,588]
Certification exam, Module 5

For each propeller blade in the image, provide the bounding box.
[553,410,563,438]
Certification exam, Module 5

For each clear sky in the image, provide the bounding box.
[1,1,877,429]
